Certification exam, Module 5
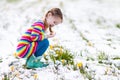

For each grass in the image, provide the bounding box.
[77,62,93,80]
[86,56,94,61]
[97,51,108,61]
[116,24,120,29]
[48,45,74,66]
[2,74,10,80]
[117,67,120,70]
[6,0,20,3]
[80,32,89,42]
[96,19,102,25]
[0,58,2,63]
[112,57,120,60]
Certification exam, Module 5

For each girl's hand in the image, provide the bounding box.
[46,32,56,38]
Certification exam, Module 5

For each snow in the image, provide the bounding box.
[0,0,120,80]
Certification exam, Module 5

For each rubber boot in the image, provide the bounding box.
[26,55,48,69]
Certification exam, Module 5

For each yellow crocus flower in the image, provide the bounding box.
[33,74,38,80]
[60,47,63,55]
[49,45,53,50]
[87,41,93,46]
[10,66,15,72]
[77,62,83,68]
[61,59,65,64]
[44,53,47,57]
[13,53,17,57]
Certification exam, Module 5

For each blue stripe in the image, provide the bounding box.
[25,31,31,34]
[20,39,31,42]
[31,34,38,36]
[34,27,42,32]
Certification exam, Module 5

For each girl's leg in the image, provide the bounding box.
[26,39,49,68]
[34,39,49,57]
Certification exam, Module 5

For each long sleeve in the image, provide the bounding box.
[16,21,45,58]
[31,22,45,41]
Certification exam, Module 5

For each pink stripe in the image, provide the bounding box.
[17,44,25,48]
[32,29,40,33]
[31,36,37,40]
[27,29,32,32]
[33,42,38,53]
[21,36,31,41]
[17,45,23,50]
[39,34,42,40]
[33,23,44,30]
[19,45,29,58]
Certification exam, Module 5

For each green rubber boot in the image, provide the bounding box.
[26,55,49,69]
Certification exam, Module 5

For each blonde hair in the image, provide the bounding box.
[44,8,63,32]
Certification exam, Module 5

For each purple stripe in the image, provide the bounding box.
[20,45,29,58]
[36,21,44,25]
[34,27,42,32]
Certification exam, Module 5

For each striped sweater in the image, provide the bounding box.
[16,21,45,58]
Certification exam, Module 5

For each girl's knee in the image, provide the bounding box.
[36,39,49,51]
[43,39,49,47]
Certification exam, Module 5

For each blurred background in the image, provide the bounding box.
[0,0,120,56]
[0,0,120,79]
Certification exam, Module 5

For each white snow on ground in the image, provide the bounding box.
[0,0,120,80]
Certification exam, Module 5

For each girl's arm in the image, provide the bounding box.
[44,27,56,38]
[31,24,45,41]
[45,32,56,38]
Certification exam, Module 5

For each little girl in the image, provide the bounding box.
[16,8,63,68]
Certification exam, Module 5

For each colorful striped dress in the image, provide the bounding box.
[16,21,45,58]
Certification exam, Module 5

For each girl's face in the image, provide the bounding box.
[46,13,62,27]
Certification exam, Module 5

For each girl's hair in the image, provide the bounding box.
[44,8,63,32]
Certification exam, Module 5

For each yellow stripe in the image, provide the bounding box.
[40,31,44,40]
[19,41,29,44]
[17,46,26,56]
[41,31,44,34]
[23,33,31,36]
[31,36,38,41]
[32,31,39,35]
[25,42,35,58]
[35,26,42,31]
[41,34,44,40]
